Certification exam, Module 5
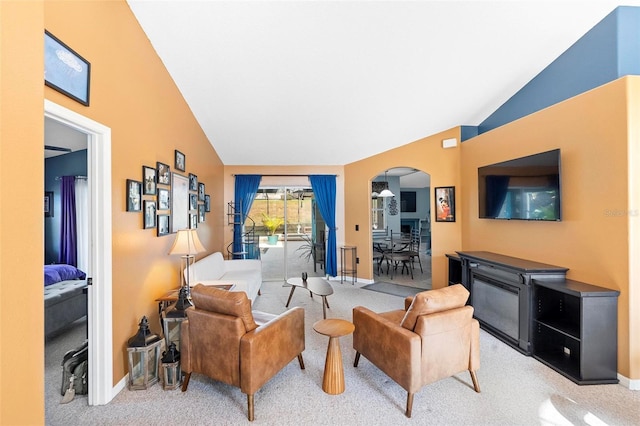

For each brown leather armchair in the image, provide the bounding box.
[181,284,305,421]
[353,284,480,417]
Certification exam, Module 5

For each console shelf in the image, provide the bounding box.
[532,279,619,385]
[456,251,620,385]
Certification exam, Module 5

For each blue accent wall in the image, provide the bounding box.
[44,150,87,264]
[461,125,479,142]
[477,6,640,135]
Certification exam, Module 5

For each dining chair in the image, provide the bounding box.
[383,231,413,279]
[407,229,423,273]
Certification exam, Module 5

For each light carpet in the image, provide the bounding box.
[361,282,425,297]
[45,281,639,425]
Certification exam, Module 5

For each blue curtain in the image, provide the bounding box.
[309,175,337,276]
[233,175,262,259]
[59,176,77,266]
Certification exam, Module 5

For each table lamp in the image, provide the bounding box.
[168,229,206,294]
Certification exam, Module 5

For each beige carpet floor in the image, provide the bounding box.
[45,280,639,425]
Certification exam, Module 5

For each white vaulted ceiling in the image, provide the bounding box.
[127,0,638,166]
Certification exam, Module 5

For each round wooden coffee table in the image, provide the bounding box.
[313,318,355,395]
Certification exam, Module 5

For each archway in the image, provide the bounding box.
[370,167,431,289]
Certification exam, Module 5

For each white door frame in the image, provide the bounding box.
[44,100,114,405]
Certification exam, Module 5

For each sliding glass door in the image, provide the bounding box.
[248,186,324,282]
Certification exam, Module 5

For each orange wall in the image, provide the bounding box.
[627,77,640,381]
[42,1,225,387]
[2,2,224,423]
[0,2,46,424]
[344,128,462,288]
[460,77,637,379]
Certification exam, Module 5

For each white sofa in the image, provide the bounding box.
[186,252,262,301]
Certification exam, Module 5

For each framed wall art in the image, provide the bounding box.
[158,188,170,210]
[189,193,198,211]
[44,30,91,106]
[204,194,211,212]
[126,179,142,212]
[157,162,170,185]
[435,186,455,222]
[189,173,198,191]
[171,172,189,233]
[157,214,170,236]
[175,150,185,172]
[45,191,54,217]
[142,165,156,195]
[198,182,205,201]
[190,214,198,229]
[143,200,156,229]
[198,204,206,223]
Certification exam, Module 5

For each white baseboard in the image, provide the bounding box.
[618,373,640,390]
[113,374,128,399]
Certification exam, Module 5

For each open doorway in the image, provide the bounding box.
[44,117,90,406]
[44,100,113,407]
[371,167,431,289]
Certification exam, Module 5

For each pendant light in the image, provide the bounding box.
[378,170,395,198]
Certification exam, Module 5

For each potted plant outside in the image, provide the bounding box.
[261,213,283,245]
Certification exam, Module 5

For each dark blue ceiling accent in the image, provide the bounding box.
[473,6,640,137]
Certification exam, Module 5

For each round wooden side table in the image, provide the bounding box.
[313,318,355,395]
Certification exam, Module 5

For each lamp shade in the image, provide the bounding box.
[378,170,395,197]
[378,188,395,198]
[168,229,206,256]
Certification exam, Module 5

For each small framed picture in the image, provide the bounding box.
[189,173,198,191]
[190,213,198,229]
[45,191,54,217]
[157,214,170,236]
[189,193,198,211]
[175,150,185,172]
[142,165,156,195]
[204,194,211,212]
[44,30,91,106]
[198,182,205,201]
[198,204,205,223]
[435,186,455,222]
[126,179,142,212]
[157,161,170,185]
[158,188,170,210]
[143,200,156,229]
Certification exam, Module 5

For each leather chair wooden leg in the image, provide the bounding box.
[298,354,305,369]
[354,352,361,367]
[406,392,414,418]
[247,394,254,421]
[181,372,191,392]
[470,370,480,392]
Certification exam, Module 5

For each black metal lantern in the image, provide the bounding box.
[161,286,191,351]
[161,342,181,390]
[127,316,162,390]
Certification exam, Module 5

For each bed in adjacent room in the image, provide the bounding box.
[44,264,88,338]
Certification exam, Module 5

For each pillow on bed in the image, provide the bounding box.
[44,268,62,286]
[44,264,86,286]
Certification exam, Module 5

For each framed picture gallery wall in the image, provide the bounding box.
[127,149,210,236]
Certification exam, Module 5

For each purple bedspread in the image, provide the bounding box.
[44,264,87,286]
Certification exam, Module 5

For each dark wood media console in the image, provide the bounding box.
[454,251,619,385]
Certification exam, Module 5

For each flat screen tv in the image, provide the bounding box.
[478,149,561,221]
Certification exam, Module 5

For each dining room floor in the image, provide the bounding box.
[374,249,432,289]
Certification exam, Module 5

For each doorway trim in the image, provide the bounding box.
[44,100,114,405]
